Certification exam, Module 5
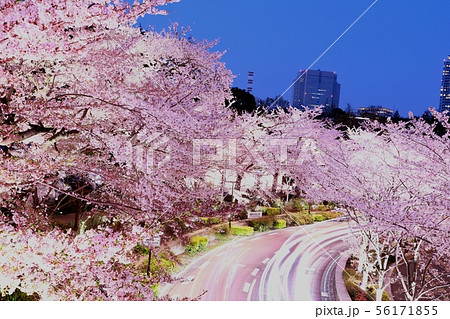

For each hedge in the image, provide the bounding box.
[185,235,208,254]
[266,207,281,216]
[200,216,222,225]
[257,206,268,214]
[274,219,286,229]
[312,214,325,222]
[285,198,309,212]
[247,217,275,232]
[231,225,254,236]
[287,212,314,226]
[342,267,390,301]
[320,211,342,220]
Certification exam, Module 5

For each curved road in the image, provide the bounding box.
[160,220,351,301]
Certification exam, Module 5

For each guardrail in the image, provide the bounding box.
[334,252,352,301]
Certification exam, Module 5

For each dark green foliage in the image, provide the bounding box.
[247,217,275,232]
[226,87,257,115]
[312,214,325,222]
[258,207,268,214]
[265,207,281,216]
[319,211,342,220]
[342,268,371,301]
[284,198,308,212]
[0,289,39,301]
[287,212,314,226]
[144,250,179,284]
[366,286,391,301]
[214,224,230,235]
[230,225,254,236]
[200,216,222,225]
[185,235,208,254]
[133,243,150,256]
[274,219,286,229]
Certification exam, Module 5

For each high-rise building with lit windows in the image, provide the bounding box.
[291,69,340,109]
[439,55,450,112]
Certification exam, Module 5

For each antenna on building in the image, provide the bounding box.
[247,71,254,94]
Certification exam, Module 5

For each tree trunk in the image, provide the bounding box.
[376,274,385,301]
[73,200,81,232]
[361,269,369,291]
[271,170,279,193]
[235,173,243,191]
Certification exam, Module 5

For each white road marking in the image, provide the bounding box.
[268,232,278,236]
[236,263,246,268]
[247,279,257,301]
[243,282,251,293]
[321,292,329,298]
[251,268,260,276]
[262,257,270,264]
[198,261,211,269]
[250,237,260,241]
[216,251,226,257]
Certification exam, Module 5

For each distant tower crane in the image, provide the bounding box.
[247,71,254,94]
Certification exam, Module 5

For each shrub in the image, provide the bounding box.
[288,212,314,226]
[237,209,248,220]
[257,206,268,214]
[214,224,230,235]
[382,291,390,301]
[160,257,177,273]
[317,204,328,211]
[82,214,108,231]
[158,251,178,273]
[320,211,342,220]
[367,286,391,301]
[270,198,284,208]
[312,214,325,222]
[231,225,254,236]
[200,216,222,225]
[133,243,150,256]
[343,267,373,301]
[248,217,274,232]
[151,283,160,299]
[145,251,179,280]
[274,219,286,229]
[185,235,208,254]
[266,207,281,216]
[0,289,39,301]
[285,198,308,212]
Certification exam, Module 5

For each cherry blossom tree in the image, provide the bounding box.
[302,110,450,300]
[0,0,238,300]
[0,217,164,300]
[0,0,236,236]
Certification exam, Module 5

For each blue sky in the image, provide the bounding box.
[139,0,450,116]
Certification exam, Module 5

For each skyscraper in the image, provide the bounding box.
[291,69,340,109]
[439,56,450,112]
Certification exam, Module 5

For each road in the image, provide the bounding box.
[160,220,352,301]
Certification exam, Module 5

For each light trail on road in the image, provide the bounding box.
[160,220,352,301]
